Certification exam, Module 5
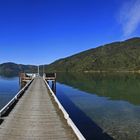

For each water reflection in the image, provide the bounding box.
[56,73,140,140]
[57,72,140,105]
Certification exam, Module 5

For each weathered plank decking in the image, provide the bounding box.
[0,77,78,140]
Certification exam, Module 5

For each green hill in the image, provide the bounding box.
[0,62,37,76]
[45,37,140,72]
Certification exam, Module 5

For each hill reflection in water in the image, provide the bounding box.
[56,73,140,140]
[57,72,140,105]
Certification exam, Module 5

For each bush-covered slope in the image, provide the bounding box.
[46,37,140,72]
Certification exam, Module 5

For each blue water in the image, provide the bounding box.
[0,76,19,109]
[55,73,140,140]
[1,74,140,140]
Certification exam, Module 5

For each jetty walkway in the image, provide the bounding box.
[0,77,83,140]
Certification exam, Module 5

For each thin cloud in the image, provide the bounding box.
[118,0,140,37]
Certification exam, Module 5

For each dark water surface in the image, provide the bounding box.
[1,74,140,140]
[56,73,140,140]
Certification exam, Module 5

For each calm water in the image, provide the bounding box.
[1,74,140,140]
[0,76,19,109]
[56,73,140,140]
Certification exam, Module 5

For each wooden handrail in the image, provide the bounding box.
[43,78,86,140]
[0,79,34,117]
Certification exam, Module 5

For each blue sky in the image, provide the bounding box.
[0,0,140,65]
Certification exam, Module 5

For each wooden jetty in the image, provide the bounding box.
[43,73,56,82]
[19,73,36,83]
[19,73,36,88]
[0,76,85,140]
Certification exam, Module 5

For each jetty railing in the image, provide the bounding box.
[43,78,86,140]
[0,79,34,117]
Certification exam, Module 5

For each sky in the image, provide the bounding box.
[0,0,140,65]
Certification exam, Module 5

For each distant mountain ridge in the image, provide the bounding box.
[45,37,140,72]
[1,37,140,75]
[0,62,37,76]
